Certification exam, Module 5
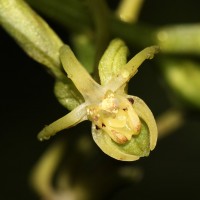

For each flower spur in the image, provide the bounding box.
[38,39,159,161]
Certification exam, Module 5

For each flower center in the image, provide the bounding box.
[86,91,141,144]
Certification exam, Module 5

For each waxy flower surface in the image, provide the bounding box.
[38,39,159,161]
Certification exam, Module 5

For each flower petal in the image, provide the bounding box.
[38,103,87,141]
[91,95,157,161]
[59,45,104,102]
[92,124,140,161]
[130,95,158,150]
[104,46,159,92]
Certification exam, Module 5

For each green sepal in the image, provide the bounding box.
[54,80,84,111]
[98,38,129,86]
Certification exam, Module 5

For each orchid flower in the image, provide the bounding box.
[38,39,159,161]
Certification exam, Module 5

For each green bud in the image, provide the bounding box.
[156,24,200,55]
[161,57,200,109]
[98,38,129,86]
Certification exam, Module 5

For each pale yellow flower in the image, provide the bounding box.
[38,39,159,161]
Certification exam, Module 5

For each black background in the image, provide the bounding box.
[1,0,200,199]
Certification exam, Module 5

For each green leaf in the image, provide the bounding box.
[0,0,64,79]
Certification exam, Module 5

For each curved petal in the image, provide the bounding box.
[38,103,87,141]
[92,124,140,161]
[104,46,159,92]
[130,95,158,150]
[60,45,104,102]
[91,95,157,161]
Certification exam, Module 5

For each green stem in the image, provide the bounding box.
[25,0,158,49]
[86,0,110,81]
[27,0,91,31]
[111,18,157,47]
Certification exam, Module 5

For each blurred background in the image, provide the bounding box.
[1,0,200,199]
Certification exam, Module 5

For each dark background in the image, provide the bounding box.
[1,0,200,199]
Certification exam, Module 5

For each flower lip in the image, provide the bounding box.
[86,90,141,144]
